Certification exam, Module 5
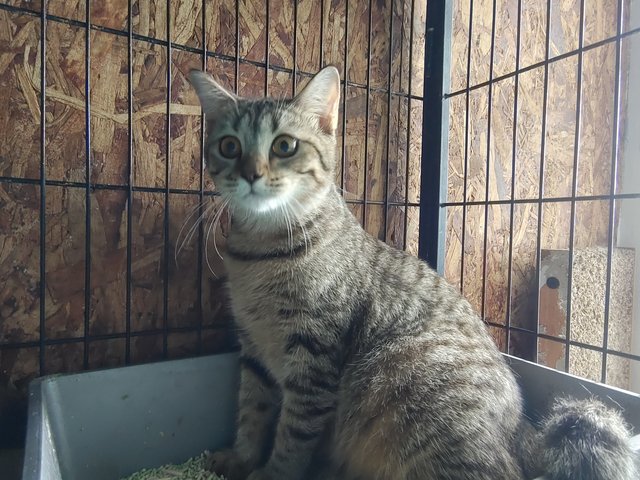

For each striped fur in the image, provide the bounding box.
[189,67,637,480]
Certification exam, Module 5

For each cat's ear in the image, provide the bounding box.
[188,70,237,117]
[294,66,341,134]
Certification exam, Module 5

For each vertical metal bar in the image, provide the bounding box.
[459,0,474,290]
[319,0,325,68]
[418,0,450,272]
[534,0,553,365]
[39,0,47,375]
[265,0,270,95]
[235,0,240,93]
[125,0,133,364]
[292,0,298,96]
[163,0,172,358]
[601,0,625,383]
[563,0,586,373]
[383,0,394,243]
[83,0,92,369]
[197,0,206,355]
[480,0,497,324]
[401,0,415,250]
[505,0,523,354]
[340,0,349,192]
[362,0,373,228]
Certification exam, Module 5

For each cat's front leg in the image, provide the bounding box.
[248,336,341,480]
[208,352,281,480]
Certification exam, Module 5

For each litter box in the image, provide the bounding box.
[22,353,640,480]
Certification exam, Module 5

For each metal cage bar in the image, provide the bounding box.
[340,0,349,193]
[125,0,134,365]
[402,0,416,250]
[264,0,270,96]
[83,0,92,370]
[505,0,524,354]
[601,0,627,383]
[480,0,497,322]
[562,0,587,373]
[162,2,172,359]
[418,0,449,272]
[38,0,47,375]
[362,0,373,228]
[531,0,553,364]
[197,0,208,355]
[292,0,298,95]
[458,0,474,292]
[383,0,394,244]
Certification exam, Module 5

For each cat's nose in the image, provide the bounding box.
[240,155,268,184]
[241,171,264,184]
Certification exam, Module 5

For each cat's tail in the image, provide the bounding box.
[535,397,639,480]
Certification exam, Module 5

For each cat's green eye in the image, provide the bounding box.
[219,136,242,159]
[271,135,298,158]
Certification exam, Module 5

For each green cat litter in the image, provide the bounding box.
[121,453,222,480]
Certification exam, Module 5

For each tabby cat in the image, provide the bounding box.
[189,67,638,480]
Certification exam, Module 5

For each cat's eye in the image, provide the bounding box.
[271,135,298,158]
[219,136,242,159]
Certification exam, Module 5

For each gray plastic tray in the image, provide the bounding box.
[22,353,640,480]
[23,353,239,480]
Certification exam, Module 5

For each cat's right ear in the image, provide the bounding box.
[188,70,237,117]
[293,66,341,134]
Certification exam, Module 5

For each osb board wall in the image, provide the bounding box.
[0,0,426,391]
[444,0,633,368]
[538,248,635,390]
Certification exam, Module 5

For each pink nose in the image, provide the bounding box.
[240,154,268,184]
[241,171,264,184]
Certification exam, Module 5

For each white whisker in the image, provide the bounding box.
[212,198,230,263]
[175,200,215,265]
[204,212,217,278]
[204,198,229,278]
[174,200,206,260]
[282,204,293,253]
[335,184,357,200]
[182,202,216,250]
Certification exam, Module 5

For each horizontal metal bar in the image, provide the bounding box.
[0,324,232,351]
[445,25,640,99]
[0,176,220,195]
[344,199,421,207]
[0,177,420,207]
[485,321,640,363]
[0,2,425,102]
[441,192,640,207]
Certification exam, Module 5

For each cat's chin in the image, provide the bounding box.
[230,193,290,216]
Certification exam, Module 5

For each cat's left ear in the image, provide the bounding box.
[188,70,237,118]
[293,66,341,134]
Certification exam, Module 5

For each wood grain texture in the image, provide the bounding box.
[0,0,423,390]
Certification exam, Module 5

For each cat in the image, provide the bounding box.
[188,66,638,480]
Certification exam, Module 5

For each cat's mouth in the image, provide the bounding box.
[231,186,288,214]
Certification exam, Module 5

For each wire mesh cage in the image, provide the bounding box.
[1,0,640,464]
[433,0,640,393]
[0,0,424,386]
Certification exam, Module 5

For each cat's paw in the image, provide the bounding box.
[205,449,252,480]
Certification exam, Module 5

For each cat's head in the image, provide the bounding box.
[189,67,341,219]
